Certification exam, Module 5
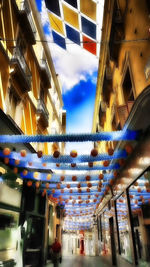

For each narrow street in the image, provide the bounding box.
[46,255,109,267]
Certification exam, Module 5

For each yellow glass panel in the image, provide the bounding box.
[80,0,96,21]
[62,4,79,29]
[49,13,64,35]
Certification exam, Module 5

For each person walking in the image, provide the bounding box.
[51,238,62,267]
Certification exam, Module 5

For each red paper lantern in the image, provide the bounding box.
[86,175,91,181]
[23,169,28,176]
[103,160,110,167]
[53,150,60,158]
[78,196,81,200]
[137,188,141,193]
[88,195,91,199]
[130,195,133,199]
[20,149,26,157]
[98,181,102,187]
[69,196,72,200]
[118,158,125,166]
[67,184,70,189]
[70,150,77,158]
[60,176,65,181]
[108,148,114,156]
[98,187,101,192]
[125,144,133,154]
[61,189,64,193]
[56,183,61,189]
[37,150,43,158]
[3,147,11,156]
[77,183,81,188]
[95,194,99,198]
[13,167,18,174]
[45,183,49,189]
[43,162,47,167]
[27,180,32,187]
[71,163,76,168]
[56,163,60,167]
[87,188,90,193]
[109,179,114,186]
[15,159,20,165]
[88,162,93,168]
[52,189,55,194]
[65,200,68,203]
[35,181,40,188]
[70,189,73,193]
[42,189,46,197]
[93,199,97,203]
[145,182,150,187]
[72,176,77,181]
[91,148,98,157]
[113,171,118,178]
[86,200,89,204]
[4,157,9,164]
[146,188,150,193]
[87,183,92,188]
[98,173,104,180]
[78,188,82,193]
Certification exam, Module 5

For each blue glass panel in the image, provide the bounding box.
[52,31,66,49]
[81,16,96,39]
[66,24,80,44]
[45,0,60,17]
[64,0,77,8]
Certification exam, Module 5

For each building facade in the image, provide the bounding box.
[93,0,150,266]
[0,0,66,266]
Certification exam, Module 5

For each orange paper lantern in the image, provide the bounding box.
[4,157,9,164]
[87,183,92,188]
[47,174,51,180]
[67,184,70,189]
[103,160,110,167]
[52,189,55,194]
[35,181,40,188]
[108,148,114,156]
[27,180,32,187]
[77,183,81,188]
[3,147,10,156]
[13,167,18,174]
[20,150,26,157]
[23,169,28,176]
[15,159,20,165]
[56,163,60,167]
[34,172,39,179]
[60,176,65,181]
[56,183,61,189]
[98,173,104,180]
[70,150,77,158]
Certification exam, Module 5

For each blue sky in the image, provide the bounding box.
[35,0,102,153]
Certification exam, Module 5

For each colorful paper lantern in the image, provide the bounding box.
[3,147,10,156]
[91,148,98,157]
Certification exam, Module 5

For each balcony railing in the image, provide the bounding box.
[18,0,36,45]
[37,99,49,128]
[117,101,134,129]
[40,59,51,88]
[10,47,32,92]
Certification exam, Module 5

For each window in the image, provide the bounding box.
[122,68,134,103]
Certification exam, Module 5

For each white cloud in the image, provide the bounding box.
[49,40,98,93]
[41,0,50,27]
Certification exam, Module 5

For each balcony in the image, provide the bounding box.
[37,99,49,128]
[10,47,32,93]
[40,59,51,88]
[117,101,134,129]
[18,0,36,45]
